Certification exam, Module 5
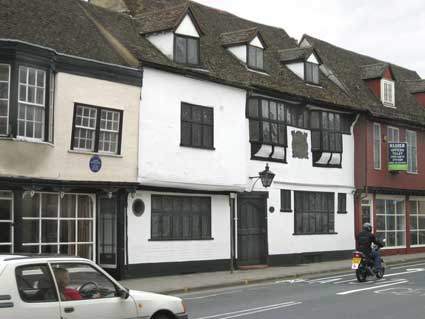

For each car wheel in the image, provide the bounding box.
[152,313,173,319]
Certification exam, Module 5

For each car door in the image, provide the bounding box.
[13,263,61,319]
[50,262,137,319]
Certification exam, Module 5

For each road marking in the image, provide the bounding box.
[194,301,301,319]
[385,268,425,277]
[337,279,408,295]
[184,290,243,300]
[275,279,307,284]
[333,278,357,284]
[308,273,353,281]
[390,262,425,270]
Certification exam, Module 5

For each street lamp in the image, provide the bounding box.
[249,164,275,190]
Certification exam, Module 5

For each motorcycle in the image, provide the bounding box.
[352,238,386,282]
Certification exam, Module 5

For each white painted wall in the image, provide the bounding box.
[175,14,199,38]
[249,36,263,49]
[228,45,247,64]
[287,62,304,79]
[139,67,247,191]
[127,191,231,264]
[307,54,319,64]
[0,72,140,182]
[146,32,174,60]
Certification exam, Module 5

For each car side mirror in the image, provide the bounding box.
[118,288,130,300]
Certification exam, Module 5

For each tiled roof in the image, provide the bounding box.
[404,80,425,93]
[136,4,188,34]
[360,63,390,80]
[279,47,314,63]
[303,35,425,124]
[220,27,258,47]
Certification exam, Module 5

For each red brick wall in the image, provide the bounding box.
[414,92,425,107]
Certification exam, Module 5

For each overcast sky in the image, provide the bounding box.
[196,0,425,78]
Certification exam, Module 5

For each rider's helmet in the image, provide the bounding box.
[363,222,372,232]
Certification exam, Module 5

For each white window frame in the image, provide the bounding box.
[406,130,418,174]
[0,191,13,253]
[373,123,381,170]
[0,64,11,136]
[409,199,425,247]
[73,105,97,152]
[99,109,120,154]
[387,126,399,143]
[381,79,395,107]
[21,192,96,261]
[17,66,46,141]
[375,198,406,249]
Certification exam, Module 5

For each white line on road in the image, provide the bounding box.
[194,301,301,319]
[308,273,353,282]
[184,290,243,300]
[390,262,425,270]
[385,268,425,277]
[337,279,408,295]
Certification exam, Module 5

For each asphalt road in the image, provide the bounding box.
[176,261,425,319]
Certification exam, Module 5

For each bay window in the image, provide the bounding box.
[0,64,10,136]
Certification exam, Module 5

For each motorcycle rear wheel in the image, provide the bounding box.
[376,265,385,279]
[356,268,367,282]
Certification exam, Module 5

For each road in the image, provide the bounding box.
[176,261,425,319]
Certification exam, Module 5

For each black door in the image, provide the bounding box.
[237,192,268,266]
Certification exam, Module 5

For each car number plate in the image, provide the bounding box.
[352,257,361,269]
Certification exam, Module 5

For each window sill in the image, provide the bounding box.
[382,103,396,108]
[305,82,323,89]
[68,150,123,158]
[180,144,215,151]
[337,211,348,214]
[292,232,338,236]
[247,67,270,76]
[149,237,214,241]
[0,136,54,147]
[407,171,418,175]
[280,209,293,213]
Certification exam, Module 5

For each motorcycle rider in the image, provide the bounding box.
[356,222,384,274]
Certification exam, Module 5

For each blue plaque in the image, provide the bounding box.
[89,155,102,173]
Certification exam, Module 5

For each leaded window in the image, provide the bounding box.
[71,104,122,155]
[0,64,10,135]
[181,102,213,149]
[151,195,211,240]
[247,45,264,70]
[18,66,46,140]
[174,34,199,65]
[294,191,335,234]
[310,111,342,153]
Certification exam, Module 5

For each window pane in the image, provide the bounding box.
[61,195,76,218]
[192,124,202,146]
[187,38,199,65]
[248,99,259,118]
[60,220,76,243]
[78,196,93,218]
[261,100,269,118]
[277,103,285,121]
[23,220,39,243]
[249,120,259,142]
[248,46,256,68]
[182,103,191,120]
[262,121,271,143]
[42,220,58,243]
[278,124,286,145]
[311,112,320,129]
[78,220,93,242]
[42,194,58,218]
[22,193,40,218]
[269,102,277,120]
[256,47,263,69]
[181,122,191,145]
[202,126,213,148]
[192,107,202,122]
[202,108,213,124]
[0,223,11,243]
[0,199,12,220]
[175,36,186,63]
[271,123,278,144]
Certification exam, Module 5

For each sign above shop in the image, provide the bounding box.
[89,155,102,173]
[388,143,407,171]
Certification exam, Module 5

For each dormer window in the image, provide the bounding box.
[381,79,395,107]
[247,45,263,70]
[305,61,319,85]
[174,34,199,66]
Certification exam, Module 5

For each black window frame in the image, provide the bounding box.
[70,103,124,155]
[150,195,212,241]
[337,193,347,214]
[173,34,200,66]
[294,191,336,235]
[0,59,54,143]
[15,263,59,303]
[304,61,320,85]
[180,102,214,150]
[310,111,343,154]
[280,189,292,212]
[247,45,264,71]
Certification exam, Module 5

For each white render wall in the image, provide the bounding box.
[175,14,199,37]
[139,68,248,191]
[127,191,231,264]
[287,62,304,79]
[146,32,174,60]
[228,45,247,64]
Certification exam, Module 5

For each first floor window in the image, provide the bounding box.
[20,192,95,259]
[280,189,291,212]
[373,123,381,169]
[151,195,211,240]
[0,64,10,135]
[375,198,405,247]
[409,200,425,246]
[0,191,13,253]
[294,191,335,234]
[387,126,399,143]
[181,102,213,149]
[72,104,122,154]
[406,130,417,173]
[310,111,342,153]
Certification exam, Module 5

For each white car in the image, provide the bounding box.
[0,255,188,319]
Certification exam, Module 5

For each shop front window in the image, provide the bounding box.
[0,191,13,253]
[21,192,94,259]
[409,200,425,246]
[376,198,406,248]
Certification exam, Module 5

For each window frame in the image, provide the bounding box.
[247,45,264,71]
[0,191,13,253]
[310,111,343,154]
[0,64,11,136]
[373,123,382,170]
[304,61,320,85]
[150,195,212,241]
[294,191,336,235]
[409,200,425,247]
[71,103,123,155]
[173,34,200,67]
[180,102,214,150]
[406,129,417,174]
[375,198,406,248]
[387,126,399,143]
[381,79,395,107]
[280,189,292,212]
[337,193,347,214]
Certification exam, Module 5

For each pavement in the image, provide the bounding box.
[119,252,425,294]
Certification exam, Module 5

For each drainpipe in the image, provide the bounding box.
[229,193,236,273]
